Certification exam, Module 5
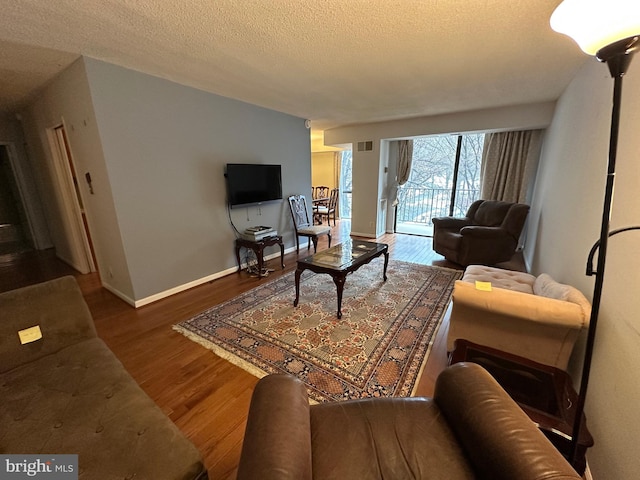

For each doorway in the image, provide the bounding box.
[47,124,97,274]
[0,145,32,255]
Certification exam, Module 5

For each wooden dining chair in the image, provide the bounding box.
[314,186,330,203]
[288,195,332,253]
[316,188,339,226]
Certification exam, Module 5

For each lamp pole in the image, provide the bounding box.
[569,36,638,467]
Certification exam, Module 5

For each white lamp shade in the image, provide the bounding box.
[551,0,640,55]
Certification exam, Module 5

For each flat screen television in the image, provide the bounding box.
[225,163,283,208]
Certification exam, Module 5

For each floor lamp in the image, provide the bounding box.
[551,0,640,470]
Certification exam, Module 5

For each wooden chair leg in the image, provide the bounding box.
[312,236,318,252]
[327,232,332,248]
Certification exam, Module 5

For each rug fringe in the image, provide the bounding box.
[173,324,320,405]
[172,324,269,380]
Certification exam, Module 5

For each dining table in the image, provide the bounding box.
[311,197,329,224]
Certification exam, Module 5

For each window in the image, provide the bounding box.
[339,150,353,218]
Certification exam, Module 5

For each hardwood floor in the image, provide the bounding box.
[1,221,468,479]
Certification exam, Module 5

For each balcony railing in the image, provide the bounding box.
[339,191,352,218]
[337,188,479,228]
[396,187,480,226]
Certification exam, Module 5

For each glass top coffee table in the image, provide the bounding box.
[293,239,389,318]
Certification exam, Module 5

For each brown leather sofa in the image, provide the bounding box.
[432,199,530,266]
[0,276,207,480]
[237,363,581,480]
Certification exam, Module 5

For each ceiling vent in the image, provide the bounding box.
[357,141,373,152]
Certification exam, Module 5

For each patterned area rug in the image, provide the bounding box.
[174,260,461,402]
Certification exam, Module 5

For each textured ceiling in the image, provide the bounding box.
[0,0,586,149]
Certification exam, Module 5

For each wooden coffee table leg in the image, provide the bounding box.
[293,267,303,307]
[278,240,285,269]
[332,273,347,319]
[382,251,389,281]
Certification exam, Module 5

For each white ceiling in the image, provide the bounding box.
[0,0,586,150]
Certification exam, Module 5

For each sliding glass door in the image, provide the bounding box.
[395,134,484,235]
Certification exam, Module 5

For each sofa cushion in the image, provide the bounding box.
[0,276,97,373]
[534,274,591,324]
[462,265,535,294]
[0,337,206,480]
[310,397,474,479]
[533,273,572,300]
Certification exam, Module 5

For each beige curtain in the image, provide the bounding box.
[392,139,413,206]
[480,130,543,203]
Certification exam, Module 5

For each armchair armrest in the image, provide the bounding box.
[432,216,472,229]
[435,363,581,480]
[237,375,313,480]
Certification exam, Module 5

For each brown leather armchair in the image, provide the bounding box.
[432,200,530,266]
[237,363,580,480]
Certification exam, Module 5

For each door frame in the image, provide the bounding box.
[46,123,96,273]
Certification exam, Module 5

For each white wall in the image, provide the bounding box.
[351,145,382,237]
[83,58,311,302]
[526,58,640,479]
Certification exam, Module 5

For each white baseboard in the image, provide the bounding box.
[133,266,238,308]
[101,281,136,306]
[132,246,297,308]
[350,230,378,238]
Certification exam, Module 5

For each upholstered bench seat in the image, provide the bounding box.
[0,277,207,480]
[459,264,536,293]
[447,265,591,370]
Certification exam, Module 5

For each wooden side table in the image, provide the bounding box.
[235,236,285,278]
[449,339,593,475]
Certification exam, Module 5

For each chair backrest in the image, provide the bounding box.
[328,188,339,209]
[288,195,312,230]
[315,186,329,199]
[468,200,530,239]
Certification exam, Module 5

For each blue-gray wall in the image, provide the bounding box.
[21,57,311,303]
